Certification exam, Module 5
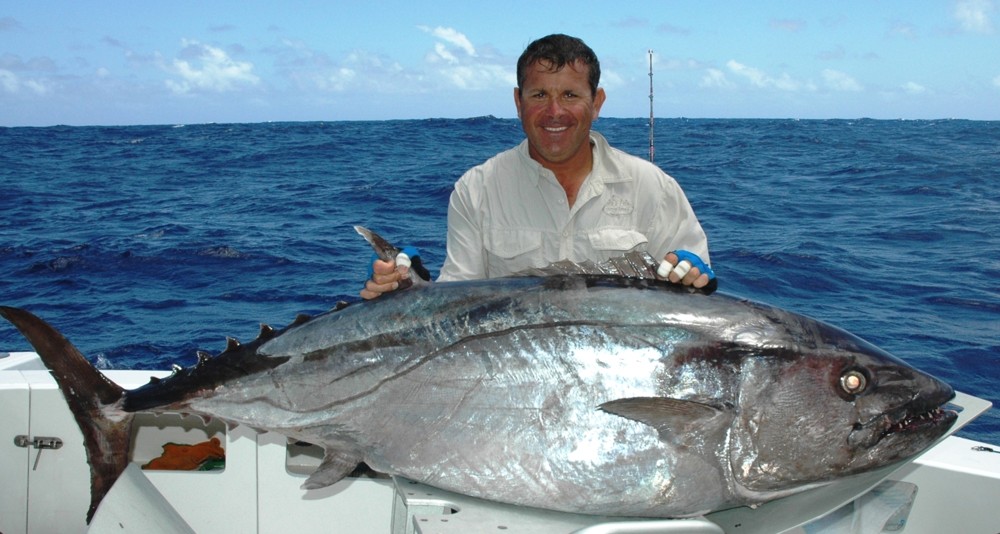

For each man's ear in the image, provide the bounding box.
[592,87,606,119]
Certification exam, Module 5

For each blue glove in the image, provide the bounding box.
[671,250,716,281]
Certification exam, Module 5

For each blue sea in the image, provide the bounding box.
[1,118,998,445]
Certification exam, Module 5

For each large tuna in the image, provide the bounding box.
[0,230,956,522]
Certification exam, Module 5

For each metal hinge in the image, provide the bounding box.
[14,435,64,470]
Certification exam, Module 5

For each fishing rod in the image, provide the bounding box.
[648,49,654,163]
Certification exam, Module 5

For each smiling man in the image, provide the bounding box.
[513,41,606,206]
[362,34,712,299]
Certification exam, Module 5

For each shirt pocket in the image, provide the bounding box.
[587,228,649,258]
[484,228,542,277]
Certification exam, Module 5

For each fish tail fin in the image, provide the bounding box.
[0,306,132,523]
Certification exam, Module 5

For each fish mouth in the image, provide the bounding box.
[880,405,957,441]
[875,386,958,444]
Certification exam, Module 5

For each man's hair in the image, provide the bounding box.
[516,34,601,96]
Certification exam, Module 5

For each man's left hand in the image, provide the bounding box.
[658,251,714,289]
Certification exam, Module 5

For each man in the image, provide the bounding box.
[362,34,710,299]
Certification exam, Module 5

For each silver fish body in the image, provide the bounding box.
[115,274,955,517]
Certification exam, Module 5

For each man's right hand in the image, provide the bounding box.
[360,259,409,300]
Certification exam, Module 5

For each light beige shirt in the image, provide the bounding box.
[439,131,709,281]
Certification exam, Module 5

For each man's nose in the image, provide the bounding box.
[545,97,566,116]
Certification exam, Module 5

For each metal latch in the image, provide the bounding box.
[14,435,63,470]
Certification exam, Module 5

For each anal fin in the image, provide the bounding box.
[301,449,364,490]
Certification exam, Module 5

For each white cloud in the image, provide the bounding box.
[700,68,733,89]
[165,39,259,94]
[822,69,862,92]
[0,68,50,95]
[601,69,624,89]
[315,49,405,92]
[726,60,807,91]
[431,42,459,65]
[0,69,17,92]
[903,81,928,94]
[954,0,996,33]
[325,49,423,94]
[419,26,476,57]
[726,61,766,86]
[22,79,48,94]
[432,61,513,91]
[321,67,357,92]
[277,27,509,97]
[414,26,513,91]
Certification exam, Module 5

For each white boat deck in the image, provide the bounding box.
[2,351,998,534]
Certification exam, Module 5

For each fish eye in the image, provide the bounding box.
[840,369,868,395]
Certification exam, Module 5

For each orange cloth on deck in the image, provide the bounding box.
[143,437,225,470]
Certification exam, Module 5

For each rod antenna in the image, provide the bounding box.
[648,49,654,163]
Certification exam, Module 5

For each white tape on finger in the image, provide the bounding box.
[657,260,673,278]
[671,260,692,279]
[395,252,411,269]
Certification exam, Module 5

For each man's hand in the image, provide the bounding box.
[360,259,409,300]
[659,252,713,289]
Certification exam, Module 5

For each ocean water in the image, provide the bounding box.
[1,118,997,445]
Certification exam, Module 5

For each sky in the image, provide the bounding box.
[2,1,999,126]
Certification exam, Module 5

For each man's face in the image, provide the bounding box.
[514,60,606,170]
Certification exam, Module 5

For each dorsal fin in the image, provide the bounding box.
[514,250,661,279]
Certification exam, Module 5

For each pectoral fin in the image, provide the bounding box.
[599,397,732,444]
